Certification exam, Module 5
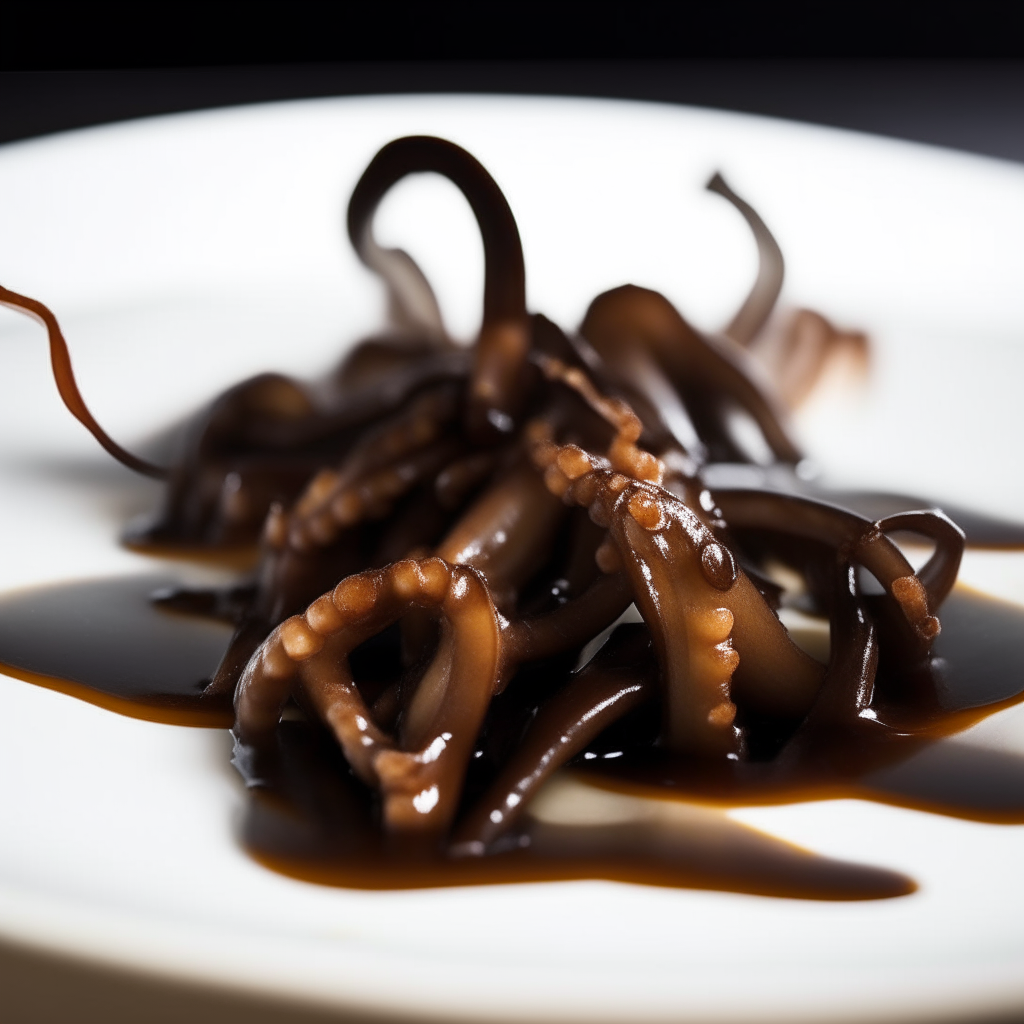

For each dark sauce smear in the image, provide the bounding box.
[1,576,1023,901]
[0,575,234,727]
[5,135,1024,905]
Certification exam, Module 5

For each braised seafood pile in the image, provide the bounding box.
[0,136,971,861]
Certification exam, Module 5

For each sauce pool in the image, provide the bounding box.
[1,572,1022,901]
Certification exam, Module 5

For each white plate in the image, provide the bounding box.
[1,95,1024,1024]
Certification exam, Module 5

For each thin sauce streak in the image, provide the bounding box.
[0,576,1022,900]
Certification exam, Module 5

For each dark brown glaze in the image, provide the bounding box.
[238,719,914,901]
[5,134,1023,903]
[0,576,233,727]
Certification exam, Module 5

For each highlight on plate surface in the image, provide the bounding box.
[2,135,1024,901]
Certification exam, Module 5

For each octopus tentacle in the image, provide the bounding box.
[133,350,470,549]
[714,489,946,642]
[451,623,655,855]
[529,360,825,734]
[580,284,801,465]
[755,309,869,411]
[351,221,447,341]
[707,172,785,347]
[247,389,465,621]
[532,352,665,484]
[528,424,823,753]
[875,509,964,611]
[347,136,530,441]
[277,386,466,552]
[503,570,633,666]
[435,464,566,612]
[236,558,501,836]
[776,561,880,775]
[0,285,167,479]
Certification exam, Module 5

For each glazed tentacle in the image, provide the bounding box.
[504,570,633,666]
[533,352,665,484]
[280,439,464,554]
[715,489,946,642]
[530,428,824,752]
[347,136,530,440]
[707,172,785,347]
[435,464,566,611]
[776,562,880,776]
[875,509,964,610]
[353,224,447,341]
[280,385,462,549]
[451,623,655,854]
[580,285,801,465]
[236,558,501,835]
[0,285,167,478]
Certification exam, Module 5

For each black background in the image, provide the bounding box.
[3,0,1024,165]
[3,60,1024,166]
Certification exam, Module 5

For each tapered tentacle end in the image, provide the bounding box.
[0,284,168,479]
